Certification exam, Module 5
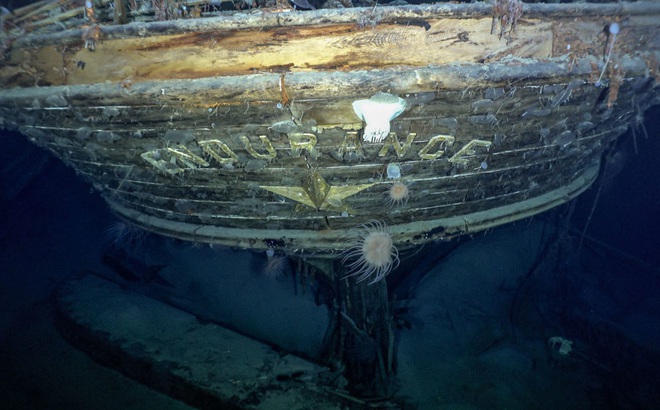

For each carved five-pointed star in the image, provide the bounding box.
[260,172,374,211]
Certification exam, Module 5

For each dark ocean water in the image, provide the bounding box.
[0,104,659,408]
[573,105,660,268]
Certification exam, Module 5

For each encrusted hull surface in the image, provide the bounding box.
[2,2,659,255]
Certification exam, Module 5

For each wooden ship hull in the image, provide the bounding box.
[3,1,660,404]
[1,1,659,257]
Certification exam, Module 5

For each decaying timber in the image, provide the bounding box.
[1,2,659,258]
[3,0,660,404]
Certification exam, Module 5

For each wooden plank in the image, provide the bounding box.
[102,163,599,251]
[11,2,660,44]
[10,17,551,86]
[5,2,658,89]
[57,274,354,409]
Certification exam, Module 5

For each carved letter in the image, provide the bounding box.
[141,146,209,175]
[199,139,239,167]
[448,139,492,166]
[288,132,318,158]
[379,132,416,158]
[418,135,455,160]
[240,135,277,160]
[337,131,364,161]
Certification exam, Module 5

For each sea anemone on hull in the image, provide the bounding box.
[342,221,399,284]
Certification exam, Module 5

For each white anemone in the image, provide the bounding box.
[352,92,407,143]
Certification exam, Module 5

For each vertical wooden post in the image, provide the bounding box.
[320,259,395,398]
[114,0,127,25]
